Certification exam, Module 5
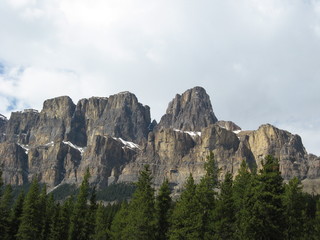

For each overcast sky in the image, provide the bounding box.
[1,0,320,155]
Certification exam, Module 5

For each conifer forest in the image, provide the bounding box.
[0,153,319,240]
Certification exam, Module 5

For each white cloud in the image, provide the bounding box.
[0,0,320,154]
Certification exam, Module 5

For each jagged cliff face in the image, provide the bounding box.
[157,87,218,131]
[0,86,319,194]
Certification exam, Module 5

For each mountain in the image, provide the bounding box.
[0,87,319,194]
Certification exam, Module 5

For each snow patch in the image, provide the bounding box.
[173,129,202,138]
[17,143,29,154]
[113,137,141,150]
[233,130,242,134]
[63,141,85,155]
[45,141,55,147]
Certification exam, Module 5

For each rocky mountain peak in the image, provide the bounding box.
[157,86,218,131]
[0,87,320,195]
[42,96,76,118]
[102,91,151,143]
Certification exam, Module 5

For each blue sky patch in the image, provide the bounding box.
[6,97,17,112]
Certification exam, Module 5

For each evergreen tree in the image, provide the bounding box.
[110,201,129,240]
[0,185,13,239]
[48,202,61,240]
[301,193,318,239]
[169,174,201,240]
[315,198,320,238]
[8,190,25,240]
[122,165,156,239]
[283,177,306,239]
[69,169,91,240]
[213,172,235,240]
[94,203,109,240]
[17,177,42,240]
[232,160,256,239]
[50,196,74,240]
[85,186,98,239]
[195,151,219,239]
[249,155,286,240]
[155,179,172,240]
[42,193,55,240]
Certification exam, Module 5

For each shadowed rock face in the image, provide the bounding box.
[157,86,218,131]
[0,114,8,142]
[0,87,319,194]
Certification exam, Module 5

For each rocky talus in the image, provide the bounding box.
[0,86,319,194]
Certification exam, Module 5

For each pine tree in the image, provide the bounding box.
[195,151,219,239]
[0,185,13,239]
[155,179,172,240]
[249,155,286,240]
[69,169,91,240]
[8,190,25,240]
[283,177,306,239]
[169,174,201,240]
[315,198,320,238]
[17,177,43,240]
[94,203,109,240]
[48,202,61,240]
[50,196,74,240]
[110,201,129,240]
[124,165,156,239]
[42,193,55,240]
[232,160,256,239]
[85,186,98,239]
[212,172,235,240]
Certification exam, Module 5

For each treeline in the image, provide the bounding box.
[0,153,320,239]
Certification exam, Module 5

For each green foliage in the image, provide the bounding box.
[68,169,91,240]
[7,190,25,240]
[17,177,43,240]
[155,179,172,240]
[195,151,219,239]
[129,165,156,239]
[283,177,306,239]
[213,172,235,240]
[249,155,286,240]
[96,182,136,201]
[0,154,320,239]
[110,201,129,240]
[233,160,257,239]
[49,196,74,240]
[85,186,98,239]
[169,174,201,240]
[51,182,136,202]
[50,183,78,201]
[0,185,13,239]
[94,203,110,240]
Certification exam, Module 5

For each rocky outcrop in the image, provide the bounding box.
[157,87,218,131]
[29,96,75,145]
[0,142,28,185]
[216,121,241,132]
[4,110,39,144]
[67,92,151,147]
[0,114,8,142]
[0,87,319,195]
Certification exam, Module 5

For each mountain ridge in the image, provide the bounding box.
[0,86,319,194]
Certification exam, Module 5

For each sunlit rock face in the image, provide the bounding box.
[0,87,319,194]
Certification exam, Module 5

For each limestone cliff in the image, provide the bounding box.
[157,87,218,131]
[0,114,8,142]
[0,87,319,195]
